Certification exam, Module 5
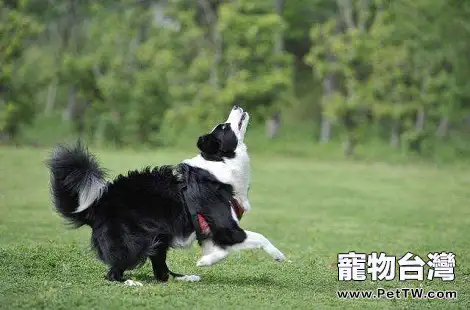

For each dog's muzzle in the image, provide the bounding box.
[232,105,248,130]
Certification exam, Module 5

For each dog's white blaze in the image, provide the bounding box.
[75,178,106,213]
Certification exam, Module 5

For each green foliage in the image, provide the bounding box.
[208,1,289,126]
[3,0,470,159]
[0,0,43,138]
[33,0,293,146]
[306,0,470,154]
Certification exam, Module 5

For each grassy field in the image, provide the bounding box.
[1,145,469,309]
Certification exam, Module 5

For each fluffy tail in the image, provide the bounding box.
[46,141,107,227]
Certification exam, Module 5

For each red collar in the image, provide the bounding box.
[196,199,245,235]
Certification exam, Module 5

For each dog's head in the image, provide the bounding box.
[197,105,250,161]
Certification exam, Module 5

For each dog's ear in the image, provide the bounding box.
[197,134,220,155]
[220,131,238,153]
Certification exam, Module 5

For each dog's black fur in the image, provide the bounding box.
[46,141,246,283]
[197,123,238,161]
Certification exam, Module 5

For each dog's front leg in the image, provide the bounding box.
[229,230,285,261]
[196,240,229,267]
[196,231,285,267]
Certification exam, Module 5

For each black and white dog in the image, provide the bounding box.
[47,106,285,285]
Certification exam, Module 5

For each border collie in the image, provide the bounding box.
[46,106,286,286]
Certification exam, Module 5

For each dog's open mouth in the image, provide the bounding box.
[238,112,247,130]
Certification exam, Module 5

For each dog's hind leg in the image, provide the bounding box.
[150,242,170,282]
[106,267,143,286]
[106,267,124,282]
[149,254,201,283]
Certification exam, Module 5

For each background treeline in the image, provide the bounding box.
[2,0,470,160]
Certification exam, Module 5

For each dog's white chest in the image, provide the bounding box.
[229,150,251,210]
[183,145,251,211]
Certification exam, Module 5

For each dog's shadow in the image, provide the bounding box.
[131,272,286,288]
[202,273,286,288]
[131,273,158,283]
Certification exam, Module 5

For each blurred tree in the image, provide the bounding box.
[306,0,470,155]
[307,0,376,156]
[3,0,470,159]
[0,0,43,140]
[266,0,284,139]
[160,0,293,137]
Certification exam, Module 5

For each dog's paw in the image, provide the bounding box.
[196,255,214,267]
[274,253,286,262]
[266,246,286,262]
[196,249,229,267]
[175,274,201,282]
[124,280,143,287]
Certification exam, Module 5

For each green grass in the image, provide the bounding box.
[1,146,469,309]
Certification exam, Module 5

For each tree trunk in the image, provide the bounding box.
[94,116,107,148]
[319,10,338,143]
[265,0,284,139]
[0,98,7,142]
[197,0,221,88]
[62,85,77,121]
[60,0,77,122]
[336,0,355,29]
[44,79,58,116]
[415,108,425,132]
[266,112,281,138]
[319,72,334,143]
[390,121,400,148]
[212,27,222,88]
[436,117,449,138]
[319,117,332,143]
[344,134,356,157]
[274,0,284,52]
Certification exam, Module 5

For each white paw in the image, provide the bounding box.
[175,274,201,282]
[196,255,214,267]
[275,252,286,262]
[124,279,143,287]
[196,249,229,267]
[267,246,286,262]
